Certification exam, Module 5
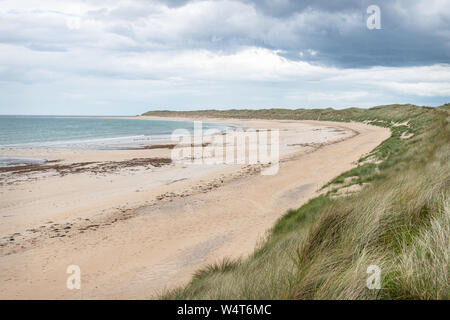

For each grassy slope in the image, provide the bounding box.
[148,104,449,300]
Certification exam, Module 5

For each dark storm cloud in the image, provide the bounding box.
[242,0,365,17]
[253,0,449,67]
[147,0,450,68]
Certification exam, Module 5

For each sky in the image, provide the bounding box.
[0,0,449,115]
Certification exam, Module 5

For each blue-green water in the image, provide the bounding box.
[0,115,230,150]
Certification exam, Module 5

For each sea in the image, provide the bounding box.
[0,115,231,167]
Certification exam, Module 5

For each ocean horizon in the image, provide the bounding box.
[0,115,230,150]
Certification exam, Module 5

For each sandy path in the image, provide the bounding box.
[0,119,389,299]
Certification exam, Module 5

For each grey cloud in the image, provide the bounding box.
[145,0,450,67]
[245,0,449,67]
[0,0,448,115]
[1,0,449,68]
[242,0,365,17]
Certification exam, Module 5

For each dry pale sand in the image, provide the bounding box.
[0,118,390,299]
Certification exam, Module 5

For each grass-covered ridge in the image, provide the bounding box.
[153,104,449,300]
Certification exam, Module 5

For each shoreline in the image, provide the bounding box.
[0,117,390,299]
[0,116,236,153]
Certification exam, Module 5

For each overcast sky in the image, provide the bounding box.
[1,0,449,115]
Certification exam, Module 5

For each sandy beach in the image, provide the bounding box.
[0,117,390,299]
